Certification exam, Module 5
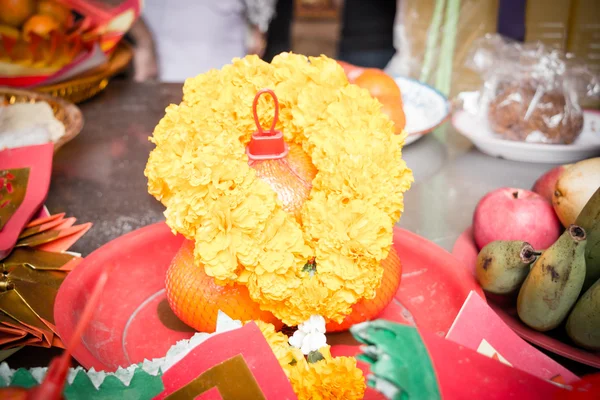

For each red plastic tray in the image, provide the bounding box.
[453,226,600,369]
[54,222,483,372]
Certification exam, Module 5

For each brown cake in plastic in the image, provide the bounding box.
[465,35,597,145]
[488,82,584,144]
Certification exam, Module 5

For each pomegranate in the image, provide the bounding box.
[473,188,561,250]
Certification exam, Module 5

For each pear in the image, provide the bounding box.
[517,225,587,332]
[566,278,600,350]
[476,241,540,294]
[552,157,600,228]
[575,186,600,291]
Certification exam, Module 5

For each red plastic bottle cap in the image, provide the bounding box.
[246,89,289,160]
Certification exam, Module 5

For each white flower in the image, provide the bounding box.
[288,315,327,355]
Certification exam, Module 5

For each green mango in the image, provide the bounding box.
[575,186,600,291]
[517,225,587,332]
[475,241,540,294]
[566,278,600,350]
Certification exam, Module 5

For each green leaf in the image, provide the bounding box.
[302,258,317,275]
[307,350,325,364]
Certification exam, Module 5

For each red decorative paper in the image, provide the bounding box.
[423,327,567,398]
[445,291,579,385]
[155,322,297,400]
[557,374,600,399]
[331,324,568,399]
[0,168,29,231]
[0,144,53,260]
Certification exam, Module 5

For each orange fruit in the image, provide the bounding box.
[167,239,401,333]
[354,68,402,99]
[166,142,401,332]
[22,14,60,39]
[166,239,283,333]
[0,0,35,28]
[37,0,75,29]
[326,245,402,332]
[350,69,407,133]
[379,95,406,133]
[37,0,73,29]
[249,142,317,222]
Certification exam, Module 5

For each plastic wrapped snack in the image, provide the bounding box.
[465,34,599,144]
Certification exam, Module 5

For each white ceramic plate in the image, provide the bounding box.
[394,76,450,145]
[453,109,600,163]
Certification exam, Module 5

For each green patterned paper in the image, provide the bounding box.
[351,320,441,400]
[0,313,248,399]
[0,363,164,400]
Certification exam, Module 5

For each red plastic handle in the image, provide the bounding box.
[252,89,279,136]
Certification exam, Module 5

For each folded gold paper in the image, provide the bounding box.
[0,213,89,350]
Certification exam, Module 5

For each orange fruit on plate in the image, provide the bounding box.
[37,0,73,29]
[0,0,36,28]
[23,14,61,39]
[166,142,401,332]
[166,142,315,332]
[354,68,402,99]
[379,95,406,133]
[167,238,402,333]
[166,239,284,333]
[326,245,402,332]
[346,67,407,133]
[249,142,317,222]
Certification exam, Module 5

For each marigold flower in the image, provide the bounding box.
[145,52,413,326]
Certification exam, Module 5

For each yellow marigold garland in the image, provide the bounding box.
[254,321,366,400]
[286,346,366,400]
[145,53,413,326]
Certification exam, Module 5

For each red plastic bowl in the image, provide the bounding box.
[453,226,600,369]
[55,222,483,371]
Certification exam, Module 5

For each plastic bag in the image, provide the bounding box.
[385,0,500,97]
[465,34,600,144]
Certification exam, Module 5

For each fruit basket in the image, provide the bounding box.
[0,0,139,103]
[452,162,600,368]
[35,41,133,104]
[453,226,600,369]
